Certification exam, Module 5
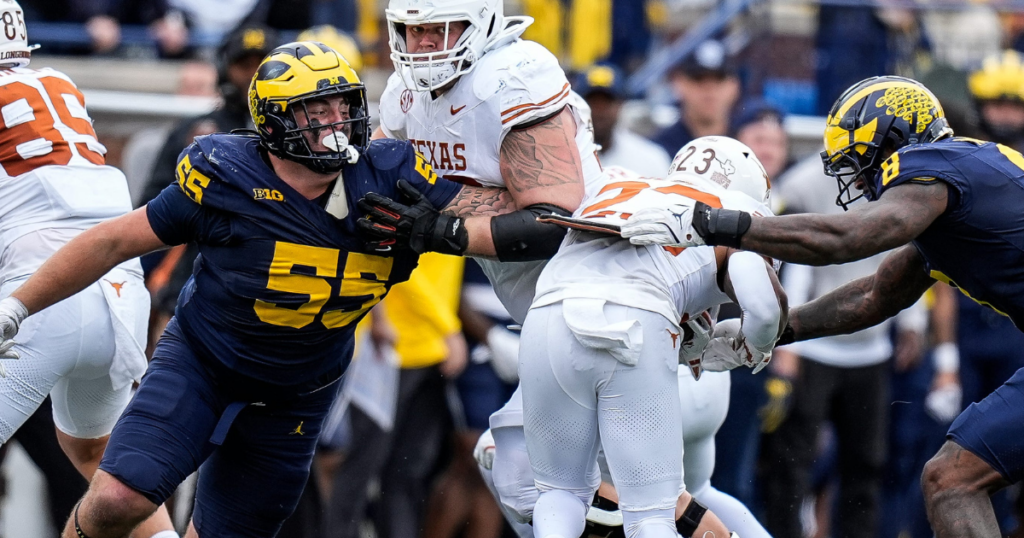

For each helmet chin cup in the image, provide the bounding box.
[406,61,459,91]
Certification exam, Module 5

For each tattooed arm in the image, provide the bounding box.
[500,107,585,209]
[785,245,935,343]
[451,106,585,257]
[441,186,517,218]
[442,186,518,256]
[741,181,948,266]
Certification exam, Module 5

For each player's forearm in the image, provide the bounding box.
[741,213,888,266]
[463,217,497,258]
[12,209,164,315]
[786,276,893,342]
[785,245,933,343]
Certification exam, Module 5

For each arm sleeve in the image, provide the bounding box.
[146,184,232,246]
[729,251,784,352]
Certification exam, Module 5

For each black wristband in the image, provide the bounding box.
[776,324,796,347]
[676,498,708,537]
[426,214,468,255]
[692,202,752,248]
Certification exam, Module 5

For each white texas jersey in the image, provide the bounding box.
[0,68,133,284]
[379,39,606,322]
[532,166,776,326]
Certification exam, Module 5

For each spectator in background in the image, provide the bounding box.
[138,23,277,352]
[21,0,188,56]
[326,253,468,538]
[238,0,357,33]
[652,39,740,156]
[731,99,790,181]
[421,259,519,538]
[168,0,257,36]
[709,99,790,511]
[760,156,929,538]
[968,50,1024,152]
[297,24,362,70]
[574,63,670,178]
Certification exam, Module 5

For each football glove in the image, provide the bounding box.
[486,325,520,384]
[925,382,962,424]
[0,297,27,376]
[620,205,701,247]
[473,428,496,470]
[679,310,714,381]
[357,180,468,255]
[701,319,772,373]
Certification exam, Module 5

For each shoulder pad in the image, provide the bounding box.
[363,138,414,171]
[471,40,566,102]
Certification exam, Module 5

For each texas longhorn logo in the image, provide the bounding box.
[103,280,127,298]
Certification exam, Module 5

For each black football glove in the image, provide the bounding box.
[357,179,468,255]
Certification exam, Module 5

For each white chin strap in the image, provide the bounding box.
[320,131,359,164]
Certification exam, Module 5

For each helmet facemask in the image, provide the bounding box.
[388,19,479,91]
[822,142,881,210]
[275,84,368,174]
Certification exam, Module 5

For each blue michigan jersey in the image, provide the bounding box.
[872,137,1024,328]
[146,133,461,389]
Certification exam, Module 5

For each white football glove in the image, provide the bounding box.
[473,428,496,470]
[486,325,520,384]
[620,205,704,247]
[701,319,772,374]
[925,383,962,424]
[0,297,27,376]
[680,310,714,380]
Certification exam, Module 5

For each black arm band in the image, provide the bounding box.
[692,201,752,248]
[776,323,796,347]
[490,203,572,262]
[676,497,708,538]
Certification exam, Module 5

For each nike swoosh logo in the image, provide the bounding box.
[450,104,466,115]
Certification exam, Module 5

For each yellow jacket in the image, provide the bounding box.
[372,253,465,369]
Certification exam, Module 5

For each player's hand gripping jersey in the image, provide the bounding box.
[146,134,460,389]
[869,137,1024,327]
[533,166,777,329]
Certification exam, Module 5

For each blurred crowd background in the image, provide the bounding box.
[7,1,1024,537]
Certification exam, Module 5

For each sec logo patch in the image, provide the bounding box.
[400,89,414,113]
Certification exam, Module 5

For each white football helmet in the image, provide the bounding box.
[0,0,36,68]
[385,0,532,91]
[668,136,771,204]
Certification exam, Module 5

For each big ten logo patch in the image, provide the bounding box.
[410,138,467,171]
[253,188,285,201]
